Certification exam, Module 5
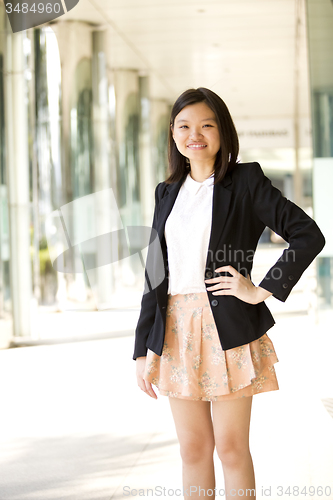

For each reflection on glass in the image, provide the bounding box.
[118,92,140,222]
[313,91,333,158]
[34,27,62,305]
[0,51,11,316]
[154,114,169,183]
[70,58,93,200]
[0,6,11,319]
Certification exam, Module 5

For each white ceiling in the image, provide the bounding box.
[57,0,310,120]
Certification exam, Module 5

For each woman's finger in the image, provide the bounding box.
[206,282,233,291]
[204,277,233,284]
[144,379,158,399]
[137,376,158,399]
[213,288,233,298]
[215,265,239,276]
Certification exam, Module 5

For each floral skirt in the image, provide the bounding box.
[144,292,279,401]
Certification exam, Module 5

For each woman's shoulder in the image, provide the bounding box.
[231,161,262,177]
[154,181,168,202]
[155,180,167,192]
[227,161,263,185]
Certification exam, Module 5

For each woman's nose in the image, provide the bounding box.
[189,128,203,139]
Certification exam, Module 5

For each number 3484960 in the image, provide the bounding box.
[5,3,61,14]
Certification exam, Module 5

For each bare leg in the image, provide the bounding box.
[212,396,255,499]
[168,397,216,500]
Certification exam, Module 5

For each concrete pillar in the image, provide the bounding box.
[150,98,171,185]
[50,21,94,308]
[92,30,109,192]
[90,29,114,306]
[138,75,154,226]
[4,28,32,336]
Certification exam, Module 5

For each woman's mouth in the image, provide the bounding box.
[187,144,207,150]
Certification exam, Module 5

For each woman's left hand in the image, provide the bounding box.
[205,265,273,305]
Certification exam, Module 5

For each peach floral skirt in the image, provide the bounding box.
[144,292,279,401]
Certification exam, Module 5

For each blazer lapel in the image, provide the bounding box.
[206,173,232,269]
[157,177,186,241]
[155,172,233,269]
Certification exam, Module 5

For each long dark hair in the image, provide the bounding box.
[166,88,239,184]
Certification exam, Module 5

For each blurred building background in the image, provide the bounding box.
[0,0,332,348]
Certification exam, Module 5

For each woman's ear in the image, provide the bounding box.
[170,123,174,140]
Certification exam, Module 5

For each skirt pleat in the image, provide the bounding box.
[143,292,279,401]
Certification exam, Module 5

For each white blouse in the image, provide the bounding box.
[164,172,214,295]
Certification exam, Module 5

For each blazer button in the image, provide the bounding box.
[205,271,213,279]
[211,299,219,307]
[282,283,288,289]
[288,275,294,280]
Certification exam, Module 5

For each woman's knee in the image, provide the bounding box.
[179,435,215,465]
[215,438,250,468]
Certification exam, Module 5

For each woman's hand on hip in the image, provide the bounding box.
[136,356,157,399]
[205,265,273,305]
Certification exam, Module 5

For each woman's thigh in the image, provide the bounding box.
[211,396,253,461]
[168,397,215,461]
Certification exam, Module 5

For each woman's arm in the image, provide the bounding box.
[132,182,164,360]
[247,162,325,302]
[205,162,325,304]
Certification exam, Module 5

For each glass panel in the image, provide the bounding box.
[117,92,140,222]
[34,27,62,305]
[155,114,169,183]
[313,91,333,158]
[70,58,93,200]
[0,4,12,320]
[306,0,333,308]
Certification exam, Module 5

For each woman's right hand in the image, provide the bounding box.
[136,356,158,399]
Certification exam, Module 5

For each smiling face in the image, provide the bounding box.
[172,101,221,171]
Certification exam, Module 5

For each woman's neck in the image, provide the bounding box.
[190,161,214,182]
[189,165,214,183]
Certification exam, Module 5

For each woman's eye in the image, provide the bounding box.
[179,124,212,129]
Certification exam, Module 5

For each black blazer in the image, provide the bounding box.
[133,162,325,360]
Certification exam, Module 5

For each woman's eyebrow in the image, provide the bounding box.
[176,117,217,123]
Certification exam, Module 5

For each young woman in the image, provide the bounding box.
[133,88,325,499]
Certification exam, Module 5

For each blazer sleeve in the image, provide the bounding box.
[247,162,325,302]
[132,182,164,360]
